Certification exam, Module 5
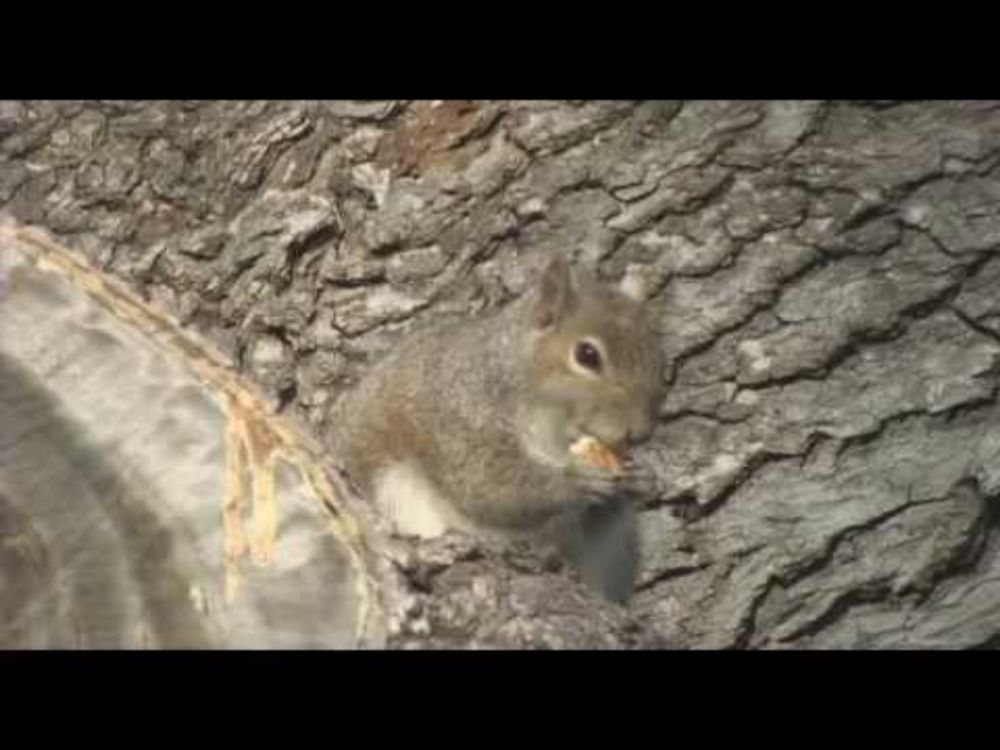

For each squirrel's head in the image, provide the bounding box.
[525,254,663,454]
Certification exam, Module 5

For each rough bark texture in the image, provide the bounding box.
[3,100,1000,648]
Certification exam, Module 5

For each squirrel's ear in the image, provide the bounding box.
[619,264,649,303]
[532,254,574,329]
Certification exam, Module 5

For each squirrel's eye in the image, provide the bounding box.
[574,341,603,372]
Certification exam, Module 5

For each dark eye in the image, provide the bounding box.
[574,341,603,372]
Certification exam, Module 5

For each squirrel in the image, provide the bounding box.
[327,254,664,603]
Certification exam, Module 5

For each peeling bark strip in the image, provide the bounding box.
[222,392,284,602]
[3,100,1000,648]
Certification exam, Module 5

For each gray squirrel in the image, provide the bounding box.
[328,254,664,602]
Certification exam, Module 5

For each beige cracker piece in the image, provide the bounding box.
[570,436,624,473]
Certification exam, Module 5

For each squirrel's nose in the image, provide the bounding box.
[626,410,653,445]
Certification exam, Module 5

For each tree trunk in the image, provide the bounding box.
[1,100,999,648]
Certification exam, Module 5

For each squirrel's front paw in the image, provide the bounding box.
[619,456,660,499]
[572,458,658,504]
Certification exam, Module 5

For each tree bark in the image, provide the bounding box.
[2,100,999,648]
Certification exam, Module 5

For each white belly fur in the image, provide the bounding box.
[373,462,469,539]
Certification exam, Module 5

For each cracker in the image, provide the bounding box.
[570,435,624,472]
